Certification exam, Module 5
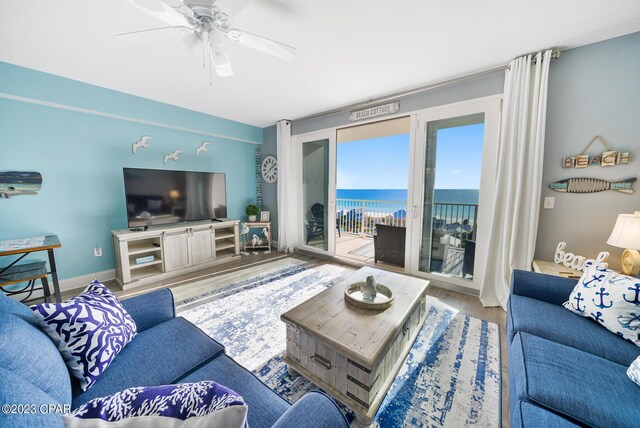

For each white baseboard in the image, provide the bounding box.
[59,269,116,293]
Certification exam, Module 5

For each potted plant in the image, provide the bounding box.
[245,204,259,222]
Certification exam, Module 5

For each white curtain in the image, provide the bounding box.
[276,120,299,252]
[479,50,552,309]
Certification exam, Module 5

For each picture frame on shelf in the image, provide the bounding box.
[260,211,270,222]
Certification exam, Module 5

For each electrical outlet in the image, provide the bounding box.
[543,197,555,209]
[94,246,102,257]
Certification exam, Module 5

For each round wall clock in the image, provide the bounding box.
[261,155,278,183]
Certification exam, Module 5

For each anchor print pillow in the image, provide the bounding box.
[563,265,640,345]
[63,381,248,428]
[31,280,137,391]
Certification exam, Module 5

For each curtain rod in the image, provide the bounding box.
[292,50,560,123]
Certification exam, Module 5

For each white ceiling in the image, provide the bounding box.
[1,0,639,128]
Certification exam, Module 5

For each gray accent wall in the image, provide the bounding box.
[535,32,640,271]
[261,125,279,240]
[261,72,505,240]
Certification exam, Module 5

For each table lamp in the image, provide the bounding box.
[607,211,640,276]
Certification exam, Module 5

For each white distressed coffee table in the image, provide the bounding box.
[281,266,429,426]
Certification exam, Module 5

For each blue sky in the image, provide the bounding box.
[337,123,484,189]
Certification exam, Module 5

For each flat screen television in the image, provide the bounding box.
[123,168,227,227]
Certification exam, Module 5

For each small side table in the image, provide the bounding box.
[532,260,582,279]
[242,221,272,252]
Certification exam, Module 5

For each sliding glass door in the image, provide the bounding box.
[407,97,500,290]
[295,130,337,256]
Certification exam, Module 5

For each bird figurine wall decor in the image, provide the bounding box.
[163,150,183,164]
[196,141,211,157]
[132,136,152,154]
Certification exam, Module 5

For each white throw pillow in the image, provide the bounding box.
[627,356,640,386]
[563,265,640,345]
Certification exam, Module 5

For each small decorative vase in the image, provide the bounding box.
[362,275,377,301]
[249,215,257,222]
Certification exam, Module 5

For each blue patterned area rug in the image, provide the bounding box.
[177,263,501,427]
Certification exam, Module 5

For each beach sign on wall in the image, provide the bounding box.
[0,171,42,198]
[562,135,632,168]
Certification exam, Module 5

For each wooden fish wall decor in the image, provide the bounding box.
[549,177,636,194]
[0,171,42,199]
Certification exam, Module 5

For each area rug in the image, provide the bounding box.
[348,242,375,257]
[178,264,501,427]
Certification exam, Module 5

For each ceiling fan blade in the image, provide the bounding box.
[227,29,296,61]
[127,0,194,26]
[117,25,195,43]
[214,0,254,17]
[209,49,234,77]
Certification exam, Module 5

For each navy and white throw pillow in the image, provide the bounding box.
[63,381,248,428]
[564,265,640,345]
[627,356,640,387]
[30,280,137,391]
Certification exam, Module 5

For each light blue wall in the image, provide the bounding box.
[535,32,640,270]
[0,61,261,280]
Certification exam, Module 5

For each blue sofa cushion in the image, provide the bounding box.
[72,316,224,408]
[0,366,66,428]
[31,281,138,392]
[177,354,290,428]
[507,294,640,366]
[513,401,579,428]
[120,289,175,333]
[67,381,248,428]
[0,293,71,406]
[272,391,349,428]
[510,332,640,427]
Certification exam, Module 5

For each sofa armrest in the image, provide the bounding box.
[120,288,175,333]
[271,391,349,428]
[510,269,578,306]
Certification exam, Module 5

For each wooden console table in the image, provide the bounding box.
[0,235,62,302]
[282,267,429,426]
[242,221,272,252]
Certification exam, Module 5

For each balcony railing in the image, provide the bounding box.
[336,198,478,239]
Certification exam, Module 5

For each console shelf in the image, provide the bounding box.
[112,220,240,290]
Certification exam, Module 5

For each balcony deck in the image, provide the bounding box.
[335,233,404,273]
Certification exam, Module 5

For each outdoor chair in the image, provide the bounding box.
[373,224,406,266]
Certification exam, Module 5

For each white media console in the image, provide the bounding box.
[111,220,240,290]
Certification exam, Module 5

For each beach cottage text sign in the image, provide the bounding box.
[350,102,400,121]
[554,242,609,271]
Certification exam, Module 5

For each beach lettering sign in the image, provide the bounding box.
[554,241,609,272]
[0,171,42,199]
[562,135,632,168]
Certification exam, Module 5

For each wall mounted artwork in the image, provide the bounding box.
[196,141,211,157]
[549,177,636,194]
[163,150,183,164]
[562,135,632,168]
[132,136,152,154]
[0,171,42,198]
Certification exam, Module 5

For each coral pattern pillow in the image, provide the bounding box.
[31,280,137,391]
[628,356,640,387]
[63,381,248,428]
[564,265,640,345]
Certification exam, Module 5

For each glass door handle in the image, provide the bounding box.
[413,205,420,219]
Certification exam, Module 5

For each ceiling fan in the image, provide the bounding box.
[120,0,296,78]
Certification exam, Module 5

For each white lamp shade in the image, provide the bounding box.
[607,213,640,249]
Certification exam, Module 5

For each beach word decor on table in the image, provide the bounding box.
[163,149,183,164]
[0,171,43,199]
[562,135,632,168]
[196,141,211,157]
[131,136,151,154]
[554,241,609,271]
[549,177,636,194]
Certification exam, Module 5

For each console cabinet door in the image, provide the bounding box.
[163,232,190,271]
[191,228,215,265]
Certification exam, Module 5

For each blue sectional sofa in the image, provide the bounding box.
[507,269,640,427]
[0,288,349,428]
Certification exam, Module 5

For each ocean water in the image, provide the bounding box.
[337,189,479,204]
